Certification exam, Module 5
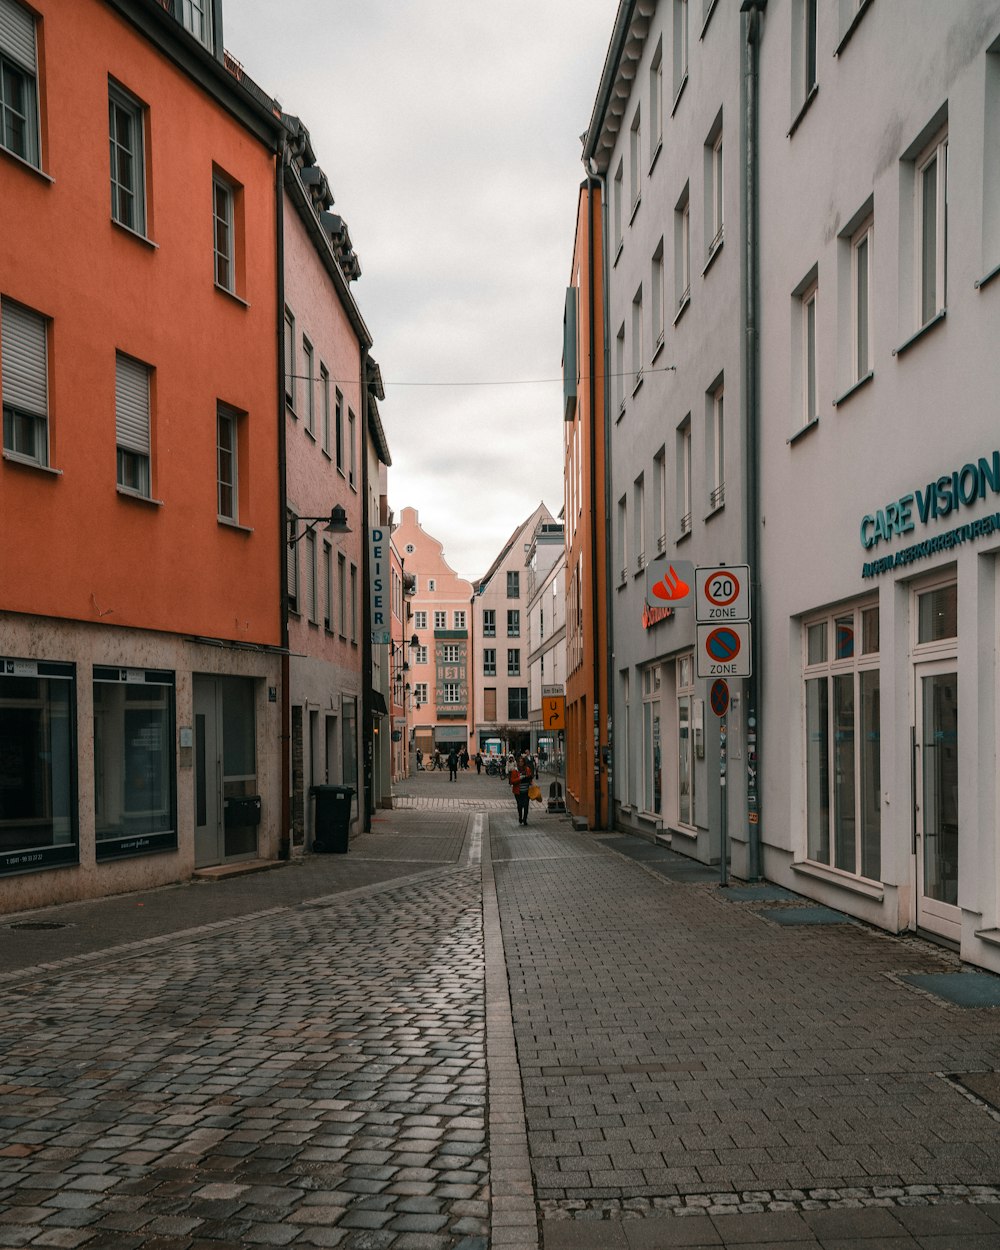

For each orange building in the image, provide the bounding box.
[563,179,610,828]
[0,0,285,907]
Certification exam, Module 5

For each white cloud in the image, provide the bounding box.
[224,0,613,579]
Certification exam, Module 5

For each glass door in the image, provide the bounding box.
[914,663,960,942]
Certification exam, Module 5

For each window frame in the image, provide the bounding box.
[708,384,725,511]
[108,81,147,237]
[216,403,239,522]
[212,174,234,292]
[0,0,40,169]
[851,217,873,382]
[115,351,152,499]
[1,297,49,468]
[802,279,818,426]
[916,129,948,328]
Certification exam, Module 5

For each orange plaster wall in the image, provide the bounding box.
[0,0,281,645]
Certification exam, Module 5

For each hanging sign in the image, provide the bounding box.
[370,527,390,645]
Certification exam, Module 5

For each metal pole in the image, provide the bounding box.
[719,716,728,886]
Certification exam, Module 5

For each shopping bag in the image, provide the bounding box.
[528,783,542,802]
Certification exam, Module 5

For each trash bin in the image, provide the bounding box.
[310,784,354,853]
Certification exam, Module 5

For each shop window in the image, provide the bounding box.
[803,602,881,880]
[642,664,662,817]
[93,667,176,860]
[917,582,957,644]
[677,654,695,826]
[0,658,77,875]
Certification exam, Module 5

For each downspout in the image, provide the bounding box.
[598,168,615,832]
[361,348,374,832]
[276,139,291,861]
[585,176,605,829]
[742,0,765,878]
[469,588,476,754]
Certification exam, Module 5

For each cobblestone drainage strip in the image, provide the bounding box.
[902,971,1000,1007]
[758,905,855,925]
[7,921,69,930]
[719,884,800,902]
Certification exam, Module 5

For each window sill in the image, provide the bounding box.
[2,450,62,475]
[616,401,626,424]
[111,218,158,249]
[790,858,885,902]
[788,416,820,445]
[614,238,624,267]
[676,527,692,545]
[648,138,662,176]
[631,372,644,397]
[787,83,819,139]
[975,260,1000,291]
[704,501,725,523]
[218,516,253,534]
[286,402,297,419]
[214,283,250,308]
[117,486,163,506]
[893,308,946,358]
[702,235,723,277]
[834,0,873,57]
[833,370,873,408]
[0,144,54,183]
[700,0,719,40]
[629,194,641,226]
[305,426,317,442]
[670,71,688,118]
[322,447,332,461]
[651,334,665,363]
[673,292,691,326]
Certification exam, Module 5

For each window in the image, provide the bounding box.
[414,610,428,631]
[677,654,695,825]
[803,0,818,96]
[323,540,333,629]
[334,388,344,469]
[642,664,662,817]
[507,609,520,637]
[633,473,645,571]
[453,610,466,629]
[93,667,176,860]
[321,364,331,455]
[615,323,626,414]
[916,130,947,326]
[483,649,497,676]
[649,39,663,160]
[303,338,315,435]
[115,352,151,497]
[675,185,691,312]
[654,447,667,554]
[428,579,436,592]
[507,649,520,677]
[414,683,428,706]
[0,0,39,167]
[629,106,641,212]
[852,217,873,381]
[708,383,724,510]
[180,0,212,48]
[109,83,146,235]
[804,603,881,880]
[348,408,356,487]
[284,309,295,410]
[705,119,724,259]
[349,563,357,641]
[508,687,528,720]
[651,240,665,354]
[413,645,428,665]
[0,658,77,875]
[213,176,234,292]
[631,285,643,389]
[286,511,299,613]
[442,682,461,705]
[483,609,496,637]
[613,159,624,254]
[673,0,689,101]
[337,553,347,634]
[1,298,48,466]
[507,571,520,598]
[216,404,240,522]
[305,530,318,623]
[442,644,461,664]
[677,417,692,535]
[433,610,446,630]
[617,494,628,585]
[801,279,818,425]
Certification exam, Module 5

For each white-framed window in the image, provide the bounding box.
[801,279,818,426]
[216,403,239,522]
[413,682,428,706]
[442,644,461,664]
[434,610,447,629]
[629,105,642,212]
[305,530,318,623]
[428,578,436,591]
[651,239,665,355]
[852,217,873,381]
[617,494,628,585]
[413,645,428,665]
[649,39,663,161]
[631,285,643,389]
[642,663,662,817]
[675,185,691,312]
[654,446,667,555]
[414,610,428,631]
[804,601,881,880]
[615,323,626,414]
[507,609,520,637]
[916,130,947,326]
[677,416,692,536]
[109,82,146,236]
[1,297,48,467]
[673,0,689,101]
[442,682,461,705]
[181,0,213,48]
[677,654,695,826]
[803,0,818,95]
[283,308,295,410]
[286,510,299,614]
[507,649,520,677]
[483,648,496,677]
[613,159,624,254]
[708,383,724,510]
[303,337,315,435]
[633,473,645,572]
[212,175,234,292]
[115,352,151,497]
[320,363,331,455]
[507,571,520,597]
[483,609,496,637]
[0,0,40,167]
[323,539,333,629]
[454,610,466,629]
[706,121,723,258]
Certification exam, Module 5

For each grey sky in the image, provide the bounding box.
[223,1,614,581]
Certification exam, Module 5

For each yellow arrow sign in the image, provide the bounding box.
[541,696,565,729]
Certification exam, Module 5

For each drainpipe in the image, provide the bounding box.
[595,166,615,833]
[276,139,291,861]
[361,348,374,832]
[585,176,605,829]
[742,0,766,878]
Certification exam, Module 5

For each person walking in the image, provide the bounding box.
[474,752,482,774]
[416,748,423,771]
[447,747,458,781]
[509,753,533,825]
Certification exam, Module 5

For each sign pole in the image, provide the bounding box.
[719,717,728,886]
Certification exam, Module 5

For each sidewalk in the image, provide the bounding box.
[0,776,999,1249]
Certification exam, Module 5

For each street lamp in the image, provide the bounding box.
[287,504,351,546]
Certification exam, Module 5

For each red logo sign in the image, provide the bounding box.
[651,564,691,602]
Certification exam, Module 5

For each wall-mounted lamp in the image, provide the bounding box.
[288,504,351,547]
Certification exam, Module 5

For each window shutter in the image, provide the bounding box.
[305,531,316,618]
[1,302,46,414]
[0,0,36,71]
[115,354,150,454]
[286,515,297,597]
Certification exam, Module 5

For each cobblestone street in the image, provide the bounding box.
[3,772,1000,1248]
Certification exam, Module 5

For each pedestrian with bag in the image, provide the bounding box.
[447,747,458,781]
[509,753,533,825]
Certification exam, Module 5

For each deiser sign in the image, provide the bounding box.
[370,528,390,645]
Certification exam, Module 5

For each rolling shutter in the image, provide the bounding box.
[115,353,150,454]
[1,301,47,415]
[0,0,36,71]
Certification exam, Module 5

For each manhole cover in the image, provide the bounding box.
[9,922,68,931]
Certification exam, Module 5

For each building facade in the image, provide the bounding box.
[525,519,568,772]
[0,0,285,908]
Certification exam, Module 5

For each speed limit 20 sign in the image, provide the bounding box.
[695,565,751,623]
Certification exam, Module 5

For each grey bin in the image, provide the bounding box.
[310,784,354,853]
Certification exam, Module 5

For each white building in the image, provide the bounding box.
[524,519,568,767]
